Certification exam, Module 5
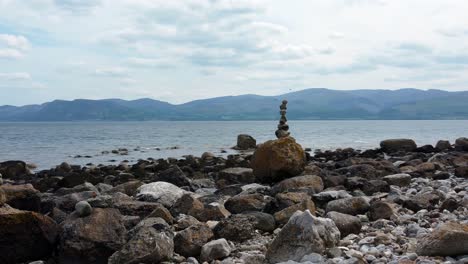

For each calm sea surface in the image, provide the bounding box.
[1,120,467,170]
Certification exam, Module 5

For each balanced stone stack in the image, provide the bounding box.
[275,100,290,139]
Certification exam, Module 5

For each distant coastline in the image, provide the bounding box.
[1,88,468,121]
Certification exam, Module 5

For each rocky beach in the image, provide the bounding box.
[1,134,468,264]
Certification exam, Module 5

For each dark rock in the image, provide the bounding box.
[274,199,316,225]
[0,160,31,179]
[271,175,324,195]
[404,191,442,212]
[1,184,41,211]
[157,165,191,188]
[251,137,306,183]
[326,197,370,215]
[216,167,255,188]
[174,223,214,257]
[243,211,276,232]
[455,137,468,151]
[213,214,256,242]
[440,197,460,212]
[435,140,452,151]
[224,193,270,214]
[383,173,412,187]
[236,134,256,150]
[362,180,390,195]
[380,139,417,153]
[59,208,127,263]
[0,205,59,264]
[368,201,397,221]
[326,211,361,237]
[455,166,468,178]
[105,180,142,196]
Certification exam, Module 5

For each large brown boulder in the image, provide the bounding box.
[174,223,214,257]
[251,137,306,183]
[0,205,59,263]
[380,139,417,153]
[58,208,127,263]
[416,222,468,256]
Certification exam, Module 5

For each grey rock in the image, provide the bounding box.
[266,210,340,263]
[109,223,174,264]
[136,181,187,207]
[75,200,92,217]
[200,238,232,262]
[326,211,361,237]
[383,173,412,187]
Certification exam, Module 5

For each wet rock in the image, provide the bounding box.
[59,208,127,263]
[266,210,340,263]
[75,201,92,217]
[251,137,306,183]
[1,183,41,211]
[383,173,412,187]
[271,175,324,195]
[174,223,214,257]
[416,222,468,256]
[272,192,311,211]
[0,205,59,263]
[216,167,255,188]
[455,137,468,151]
[440,197,460,212]
[213,214,256,242]
[108,222,174,264]
[380,139,417,153]
[326,196,370,215]
[55,182,99,196]
[326,211,361,237]
[224,193,271,214]
[236,134,257,150]
[136,181,187,207]
[368,201,397,221]
[200,238,232,262]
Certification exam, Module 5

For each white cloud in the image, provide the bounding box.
[94,67,129,77]
[0,34,30,50]
[0,72,31,81]
[0,49,23,59]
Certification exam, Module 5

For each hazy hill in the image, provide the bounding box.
[1,88,467,121]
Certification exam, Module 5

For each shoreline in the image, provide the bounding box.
[0,136,467,263]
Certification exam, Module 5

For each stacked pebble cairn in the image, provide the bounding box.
[275,100,290,139]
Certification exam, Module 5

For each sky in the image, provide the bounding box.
[1,0,468,106]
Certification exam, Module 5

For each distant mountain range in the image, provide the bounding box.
[1,88,468,121]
